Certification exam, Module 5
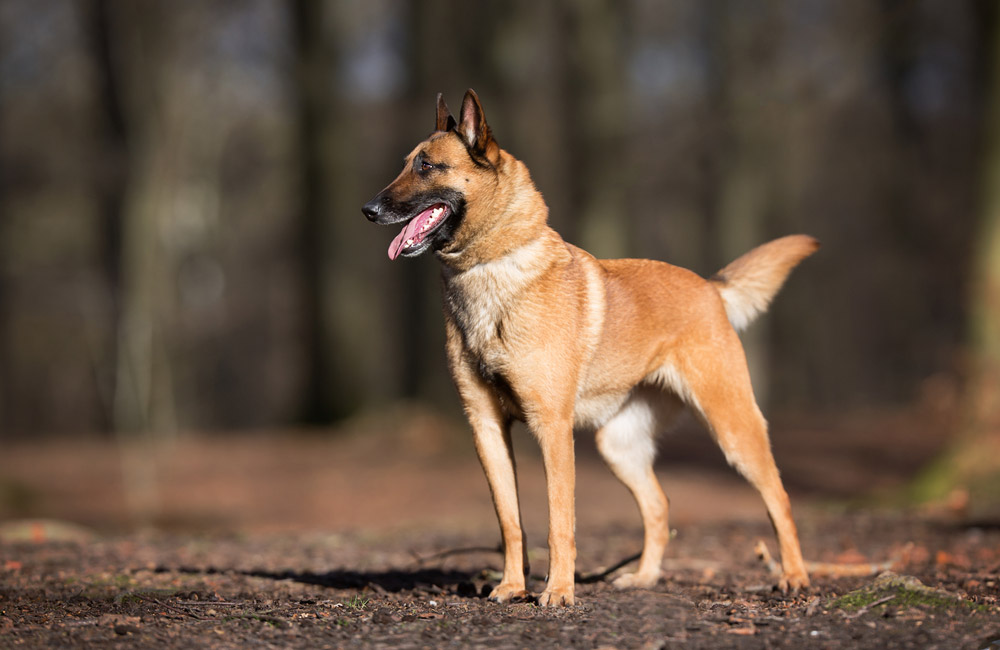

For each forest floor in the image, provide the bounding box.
[1,405,998,648]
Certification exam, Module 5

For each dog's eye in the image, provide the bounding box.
[420,160,435,172]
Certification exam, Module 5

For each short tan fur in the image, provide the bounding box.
[363,89,817,607]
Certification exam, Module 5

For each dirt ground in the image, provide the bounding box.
[1,406,998,648]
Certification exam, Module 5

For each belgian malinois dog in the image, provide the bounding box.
[363,89,816,606]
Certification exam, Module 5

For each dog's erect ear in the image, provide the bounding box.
[435,93,456,132]
[459,89,500,164]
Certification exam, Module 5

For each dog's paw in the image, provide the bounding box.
[612,570,660,590]
[777,571,810,593]
[488,583,530,604]
[537,585,575,607]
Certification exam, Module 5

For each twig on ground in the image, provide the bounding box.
[409,545,502,567]
[662,558,726,571]
[131,593,206,620]
[754,540,912,578]
[576,552,643,584]
[754,540,782,576]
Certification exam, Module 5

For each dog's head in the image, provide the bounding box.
[362,89,502,260]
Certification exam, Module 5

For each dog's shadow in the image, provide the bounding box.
[242,566,480,594]
[154,564,481,595]
[153,548,639,597]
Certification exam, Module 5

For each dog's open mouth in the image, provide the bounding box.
[388,203,450,260]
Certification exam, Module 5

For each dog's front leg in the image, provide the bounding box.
[447,342,530,602]
[470,406,531,603]
[533,414,577,607]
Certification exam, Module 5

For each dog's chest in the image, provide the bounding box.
[443,242,554,370]
[444,263,521,365]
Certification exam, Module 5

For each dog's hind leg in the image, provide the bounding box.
[595,390,681,589]
[667,344,810,592]
[710,408,809,591]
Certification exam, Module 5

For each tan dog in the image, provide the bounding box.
[363,89,816,606]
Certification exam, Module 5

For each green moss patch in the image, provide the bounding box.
[829,572,987,615]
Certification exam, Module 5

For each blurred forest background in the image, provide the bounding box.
[0,0,994,455]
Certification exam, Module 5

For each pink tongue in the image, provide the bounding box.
[388,206,437,260]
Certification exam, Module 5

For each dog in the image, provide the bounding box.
[363,89,816,606]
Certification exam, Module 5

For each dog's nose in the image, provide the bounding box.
[362,197,384,222]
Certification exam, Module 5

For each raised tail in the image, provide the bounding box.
[710,234,819,331]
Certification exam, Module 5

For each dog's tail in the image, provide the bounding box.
[709,235,819,332]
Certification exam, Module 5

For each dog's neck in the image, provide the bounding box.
[437,152,574,357]
[436,152,560,273]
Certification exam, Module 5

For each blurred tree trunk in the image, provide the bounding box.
[916,11,1000,510]
[706,1,782,406]
[94,2,303,434]
[88,0,129,428]
[492,1,570,235]
[292,0,336,423]
[326,3,426,413]
[98,0,176,521]
[564,0,629,258]
[104,1,239,515]
[105,1,179,437]
[0,162,5,433]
